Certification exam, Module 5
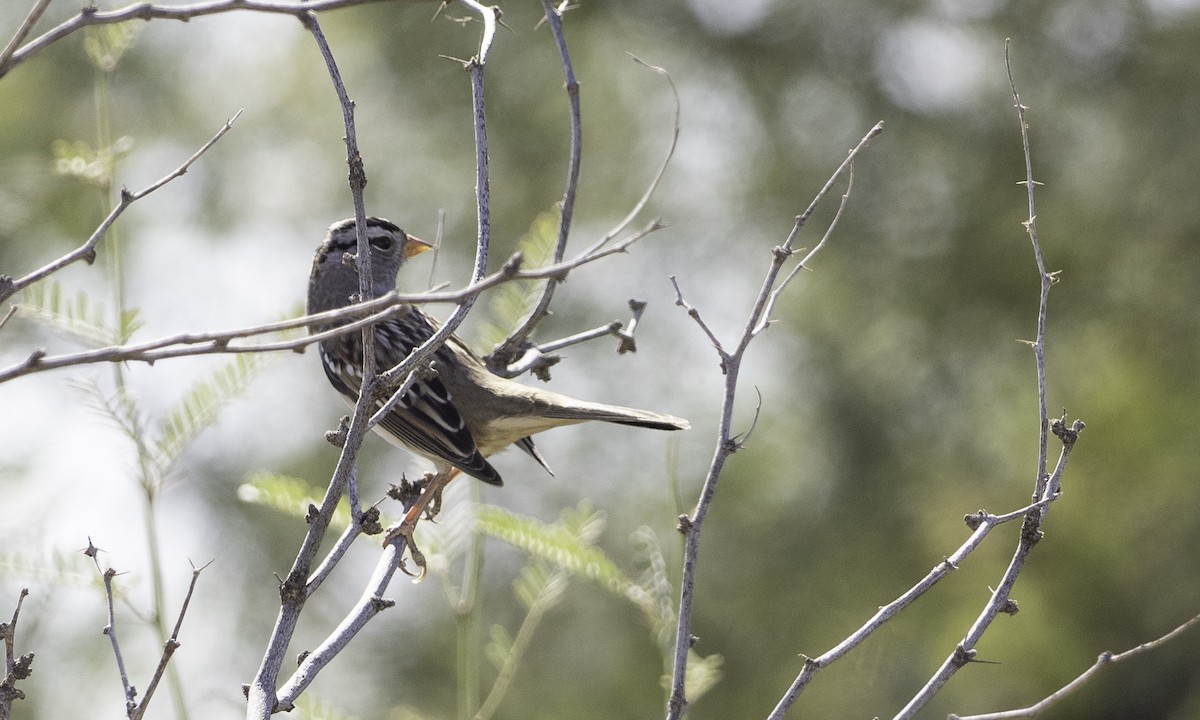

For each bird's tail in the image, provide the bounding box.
[538,399,690,431]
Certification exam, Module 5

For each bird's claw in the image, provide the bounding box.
[383,521,427,582]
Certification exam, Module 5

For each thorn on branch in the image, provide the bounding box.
[676,514,693,534]
[1050,413,1084,448]
[325,416,350,448]
[951,645,977,668]
[963,510,989,530]
[369,596,396,612]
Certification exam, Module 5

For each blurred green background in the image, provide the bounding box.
[3,0,1200,718]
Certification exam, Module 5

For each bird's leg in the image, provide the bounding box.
[383,469,460,579]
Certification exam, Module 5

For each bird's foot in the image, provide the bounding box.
[383,520,427,581]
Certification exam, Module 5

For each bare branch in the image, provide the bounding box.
[892,45,1084,719]
[0,588,33,720]
[244,12,376,717]
[0,0,396,78]
[88,544,138,716]
[0,112,241,305]
[754,162,857,337]
[485,0,581,370]
[0,225,663,385]
[131,560,210,720]
[766,497,1055,719]
[948,613,1200,720]
[666,121,882,720]
[0,0,53,72]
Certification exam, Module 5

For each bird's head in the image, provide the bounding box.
[308,216,434,314]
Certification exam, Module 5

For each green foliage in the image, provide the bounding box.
[51,136,135,187]
[20,279,142,346]
[478,503,723,705]
[477,502,630,595]
[475,210,559,350]
[155,353,266,465]
[0,548,102,591]
[83,22,142,73]
[239,471,352,530]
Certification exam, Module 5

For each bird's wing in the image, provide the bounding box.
[320,310,502,485]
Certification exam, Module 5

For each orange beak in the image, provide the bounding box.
[404,235,435,259]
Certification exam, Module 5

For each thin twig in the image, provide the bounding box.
[891,43,1082,720]
[0,0,395,78]
[0,588,32,720]
[765,497,1055,719]
[132,560,210,720]
[244,13,376,718]
[261,5,501,712]
[0,112,241,305]
[0,0,53,72]
[369,0,498,430]
[755,164,856,336]
[0,224,659,385]
[948,613,1200,720]
[582,55,681,260]
[88,544,138,716]
[486,0,581,370]
[665,122,882,720]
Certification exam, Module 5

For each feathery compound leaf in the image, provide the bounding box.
[20,280,135,346]
[239,472,351,530]
[293,696,361,720]
[154,353,267,467]
[71,376,145,444]
[485,624,515,671]
[0,548,101,590]
[476,210,559,349]
[477,503,632,595]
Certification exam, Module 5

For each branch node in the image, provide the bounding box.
[676,514,693,534]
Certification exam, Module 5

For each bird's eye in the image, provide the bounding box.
[369,235,394,251]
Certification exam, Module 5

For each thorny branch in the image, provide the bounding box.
[0,0,395,78]
[665,121,883,720]
[0,589,32,720]
[485,0,580,373]
[948,613,1200,720]
[765,498,1054,720]
[247,2,502,715]
[0,220,660,385]
[244,10,376,717]
[86,541,207,720]
[890,40,1083,720]
[0,112,241,306]
[487,51,680,378]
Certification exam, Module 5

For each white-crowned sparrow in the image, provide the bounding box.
[307,217,688,557]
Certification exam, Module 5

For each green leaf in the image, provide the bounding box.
[665,650,723,704]
[20,280,132,346]
[475,210,559,349]
[154,353,267,468]
[83,22,141,72]
[239,472,351,530]
[51,136,135,186]
[71,376,145,447]
[477,502,632,595]
[0,548,103,591]
[484,624,514,671]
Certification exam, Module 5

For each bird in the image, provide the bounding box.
[307,216,688,567]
